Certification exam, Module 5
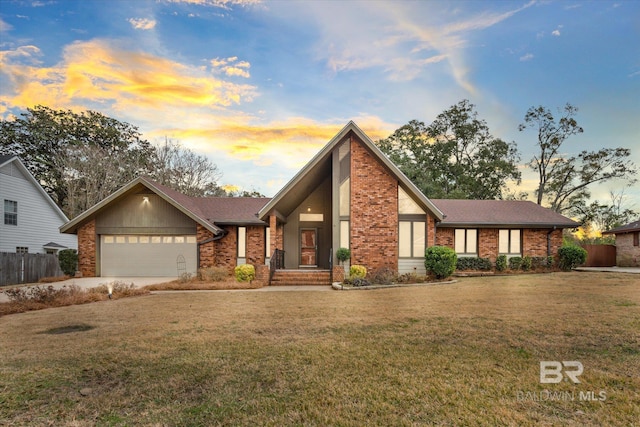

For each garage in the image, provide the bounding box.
[100,235,197,276]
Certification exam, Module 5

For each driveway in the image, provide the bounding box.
[0,276,177,303]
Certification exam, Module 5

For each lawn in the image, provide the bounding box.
[0,272,638,426]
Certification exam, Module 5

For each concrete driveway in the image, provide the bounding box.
[0,276,177,303]
[575,266,640,274]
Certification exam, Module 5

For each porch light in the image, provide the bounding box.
[307,206,311,212]
[142,196,149,203]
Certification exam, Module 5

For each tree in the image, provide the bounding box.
[519,104,637,214]
[151,138,224,197]
[0,106,153,214]
[578,190,637,232]
[378,100,521,199]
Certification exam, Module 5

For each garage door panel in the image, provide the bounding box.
[101,235,197,276]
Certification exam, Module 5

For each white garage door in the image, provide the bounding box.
[101,235,197,276]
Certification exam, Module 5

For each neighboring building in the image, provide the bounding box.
[61,122,579,280]
[0,155,77,254]
[602,220,640,267]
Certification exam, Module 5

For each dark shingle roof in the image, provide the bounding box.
[431,199,580,228]
[602,220,640,235]
[0,154,17,164]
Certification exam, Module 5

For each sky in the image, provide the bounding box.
[1,0,638,211]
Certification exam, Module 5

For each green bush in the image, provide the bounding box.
[508,256,523,270]
[425,246,457,279]
[234,264,256,282]
[558,245,587,271]
[58,249,78,276]
[495,255,507,272]
[336,247,351,263]
[521,256,532,271]
[456,257,492,271]
[349,265,367,279]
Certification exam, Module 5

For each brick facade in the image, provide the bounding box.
[77,219,96,277]
[436,227,564,261]
[215,225,237,273]
[350,135,398,271]
[246,226,265,265]
[269,215,284,255]
[615,233,640,267]
[196,224,216,269]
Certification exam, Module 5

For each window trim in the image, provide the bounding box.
[399,220,426,258]
[454,229,478,255]
[4,199,18,226]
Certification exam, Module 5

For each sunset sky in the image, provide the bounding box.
[1,0,638,207]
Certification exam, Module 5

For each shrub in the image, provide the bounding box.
[58,249,78,276]
[424,246,457,279]
[349,277,372,287]
[336,248,351,263]
[508,257,523,270]
[368,267,396,285]
[349,265,367,279]
[495,255,507,272]
[456,257,492,271]
[198,267,229,282]
[521,256,532,271]
[558,245,587,271]
[234,264,256,282]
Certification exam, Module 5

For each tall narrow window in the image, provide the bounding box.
[634,232,639,247]
[265,227,271,258]
[340,220,349,249]
[499,229,521,254]
[399,221,426,257]
[454,229,477,255]
[238,226,246,258]
[4,200,17,226]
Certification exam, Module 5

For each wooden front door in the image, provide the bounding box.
[300,228,317,267]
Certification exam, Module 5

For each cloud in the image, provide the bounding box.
[165,0,261,8]
[520,53,534,61]
[128,18,157,30]
[210,56,251,78]
[552,29,561,36]
[0,39,257,114]
[303,0,535,94]
[0,18,13,32]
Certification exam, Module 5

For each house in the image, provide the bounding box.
[602,220,640,267]
[1,155,77,254]
[61,122,579,281]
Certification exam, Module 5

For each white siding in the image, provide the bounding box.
[398,258,426,275]
[0,161,77,253]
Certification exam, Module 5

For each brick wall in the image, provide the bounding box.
[215,225,237,273]
[435,227,454,248]
[77,219,96,277]
[269,215,284,255]
[523,228,563,258]
[197,224,216,269]
[246,226,265,265]
[350,134,398,271]
[479,229,499,262]
[615,233,640,267]
[427,214,436,247]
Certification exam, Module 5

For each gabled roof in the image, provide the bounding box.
[0,155,69,223]
[60,176,270,235]
[431,199,580,228]
[602,219,640,235]
[258,121,444,221]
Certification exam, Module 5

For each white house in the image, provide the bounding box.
[0,155,77,254]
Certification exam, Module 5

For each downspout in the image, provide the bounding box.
[546,226,557,257]
[197,230,228,269]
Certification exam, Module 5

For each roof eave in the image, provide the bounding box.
[437,221,580,228]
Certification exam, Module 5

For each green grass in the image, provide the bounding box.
[1,272,638,426]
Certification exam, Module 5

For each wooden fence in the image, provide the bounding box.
[583,244,617,267]
[0,252,65,286]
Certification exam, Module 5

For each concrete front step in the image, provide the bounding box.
[270,269,331,286]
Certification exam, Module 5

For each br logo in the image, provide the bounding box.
[539,361,583,384]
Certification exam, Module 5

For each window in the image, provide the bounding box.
[4,200,17,225]
[634,232,639,247]
[399,221,425,257]
[455,229,477,255]
[300,213,323,222]
[238,226,246,258]
[340,221,349,249]
[265,227,271,258]
[16,247,28,253]
[499,229,521,254]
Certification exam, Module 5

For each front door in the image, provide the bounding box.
[300,228,317,267]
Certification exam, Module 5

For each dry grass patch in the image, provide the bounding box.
[0,272,638,426]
